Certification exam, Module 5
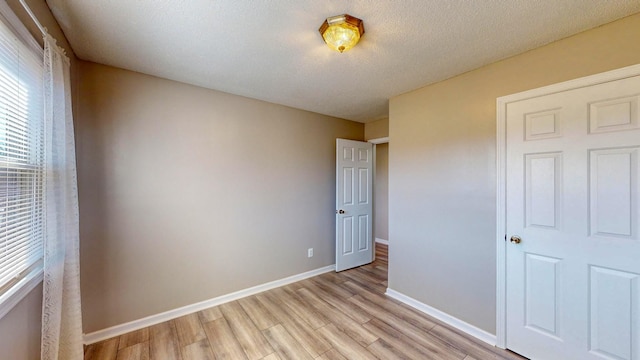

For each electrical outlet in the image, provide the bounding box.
[307,248,314,258]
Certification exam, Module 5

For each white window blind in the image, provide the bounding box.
[0,9,44,295]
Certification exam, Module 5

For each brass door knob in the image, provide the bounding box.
[510,235,522,244]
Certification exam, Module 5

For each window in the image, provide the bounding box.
[0,5,44,314]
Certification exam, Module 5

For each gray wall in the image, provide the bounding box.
[388,13,640,333]
[76,61,364,333]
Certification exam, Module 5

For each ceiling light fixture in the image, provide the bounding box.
[319,14,364,53]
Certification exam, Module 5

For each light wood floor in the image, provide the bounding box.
[84,244,526,360]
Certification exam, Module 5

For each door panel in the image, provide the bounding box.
[525,152,562,228]
[589,266,639,360]
[590,147,637,238]
[336,139,373,271]
[505,75,640,359]
[589,95,639,134]
[524,253,562,338]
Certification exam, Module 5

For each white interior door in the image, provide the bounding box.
[505,75,640,359]
[336,139,373,272]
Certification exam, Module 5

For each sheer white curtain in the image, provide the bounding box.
[40,33,83,360]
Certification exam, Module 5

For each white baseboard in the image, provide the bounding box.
[375,238,389,246]
[385,288,497,346]
[83,264,335,345]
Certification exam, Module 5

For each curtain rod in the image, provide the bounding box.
[19,0,46,35]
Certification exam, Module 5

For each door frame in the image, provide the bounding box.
[495,63,640,349]
[368,136,390,252]
[335,139,375,271]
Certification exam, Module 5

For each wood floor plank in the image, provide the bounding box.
[363,317,464,360]
[286,281,306,291]
[203,317,248,360]
[149,320,182,360]
[359,267,388,283]
[116,342,149,360]
[366,338,412,360]
[362,318,433,359]
[277,285,330,329]
[220,301,273,360]
[349,295,465,360]
[174,313,206,348]
[261,354,281,360]
[338,272,388,295]
[317,271,348,284]
[274,286,328,329]
[238,296,279,330]
[85,338,119,360]
[180,339,215,360]
[353,286,438,332]
[316,324,378,360]
[255,293,332,358]
[302,280,371,324]
[119,328,149,350]
[323,271,347,282]
[262,324,313,360]
[340,280,376,297]
[311,275,357,299]
[341,280,407,310]
[316,349,348,360]
[368,263,389,278]
[296,287,378,347]
[342,266,387,286]
[355,264,388,283]
[429,325,521,360]
[375,245,388,259]
[198,306,223,323]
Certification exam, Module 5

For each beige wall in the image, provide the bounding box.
[375,143,389,241]
[0,286,42,360]
[0,1,75,357]
[364,118,389,140]
[77,61,363,332]
[389,13,640,334]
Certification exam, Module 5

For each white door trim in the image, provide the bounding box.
[495,63,640,349]
[368,136,389,144]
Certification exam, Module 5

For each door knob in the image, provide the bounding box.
[510,235,522,244]
[336,209,345,214]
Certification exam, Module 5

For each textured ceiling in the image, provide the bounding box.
[46,0,640,123]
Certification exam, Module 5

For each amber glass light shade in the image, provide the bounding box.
[319,14,365,53]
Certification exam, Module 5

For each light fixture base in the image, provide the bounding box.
[319,14,365,53]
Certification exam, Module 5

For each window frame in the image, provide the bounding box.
[0,0,45,320]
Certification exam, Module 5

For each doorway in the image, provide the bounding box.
[334,137,389,272]
[370,136,389,277]
[370,137,389,248]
